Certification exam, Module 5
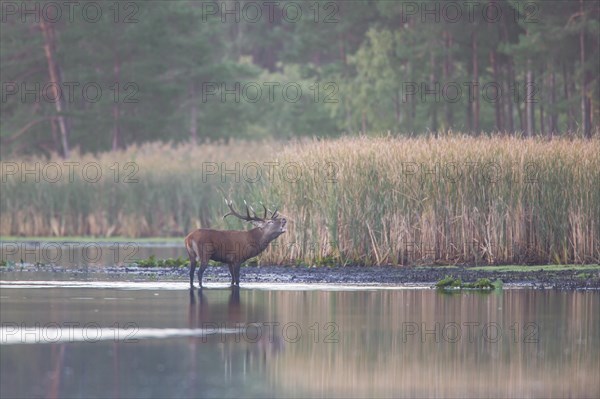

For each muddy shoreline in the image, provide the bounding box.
[2,263,599,289]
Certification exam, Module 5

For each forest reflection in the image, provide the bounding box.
[1,287,598,398]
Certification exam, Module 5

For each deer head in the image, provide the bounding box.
[223,199,287,240]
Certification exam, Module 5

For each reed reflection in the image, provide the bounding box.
[268,289,600,398]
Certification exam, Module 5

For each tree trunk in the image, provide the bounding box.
[539,66,545,136]
[548,67,557,137]
[471,30,480,134]
[443,30,454,130]
[112,55,121,151]
[488,0,502,132]
[525,60,535,137]
[505,61,515,133]
[430,51,438,134]
[539,98,545,136]
[580,0,592,138]
[189,85,198,145]
[490,49,503,131]
[501,15,514,134]
[406,61,414,131]
[40,19,70,158]
[517,81,524,133]
[570,74,577,134]
[339,32,347,66]
[394,92,401,127]
[361,111,367,134]
[563,63,575,133]
[410,91,416,133]
[50,116,59,151]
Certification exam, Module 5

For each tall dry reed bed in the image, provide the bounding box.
[257,136,600,265]
[1,137,598,265]
[0,141,274,238]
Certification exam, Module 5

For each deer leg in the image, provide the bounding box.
[234,263,241,286]
[197,261,208,288]
[189,257,197,288]
[228,264,235,286]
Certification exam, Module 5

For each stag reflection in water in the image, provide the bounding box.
[187,288,283,383]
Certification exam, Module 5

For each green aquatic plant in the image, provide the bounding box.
[435,276,503,290]
[435,275,463,289]
[134,255,190,268]
[314,255,340,268]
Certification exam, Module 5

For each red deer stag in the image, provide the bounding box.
[184,200,286,288]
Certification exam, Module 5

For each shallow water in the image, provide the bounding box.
[1,275,598,399]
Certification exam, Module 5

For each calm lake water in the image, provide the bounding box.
[0,273,598,398]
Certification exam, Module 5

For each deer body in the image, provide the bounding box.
[185,201,286,288]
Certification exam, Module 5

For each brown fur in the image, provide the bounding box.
[185,218,286,288]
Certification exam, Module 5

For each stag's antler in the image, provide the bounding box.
[223,199,265,222]
[259,203,279,219]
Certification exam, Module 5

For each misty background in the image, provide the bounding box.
[1,0,599,158]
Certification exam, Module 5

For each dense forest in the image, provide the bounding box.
[1,0,599,157]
